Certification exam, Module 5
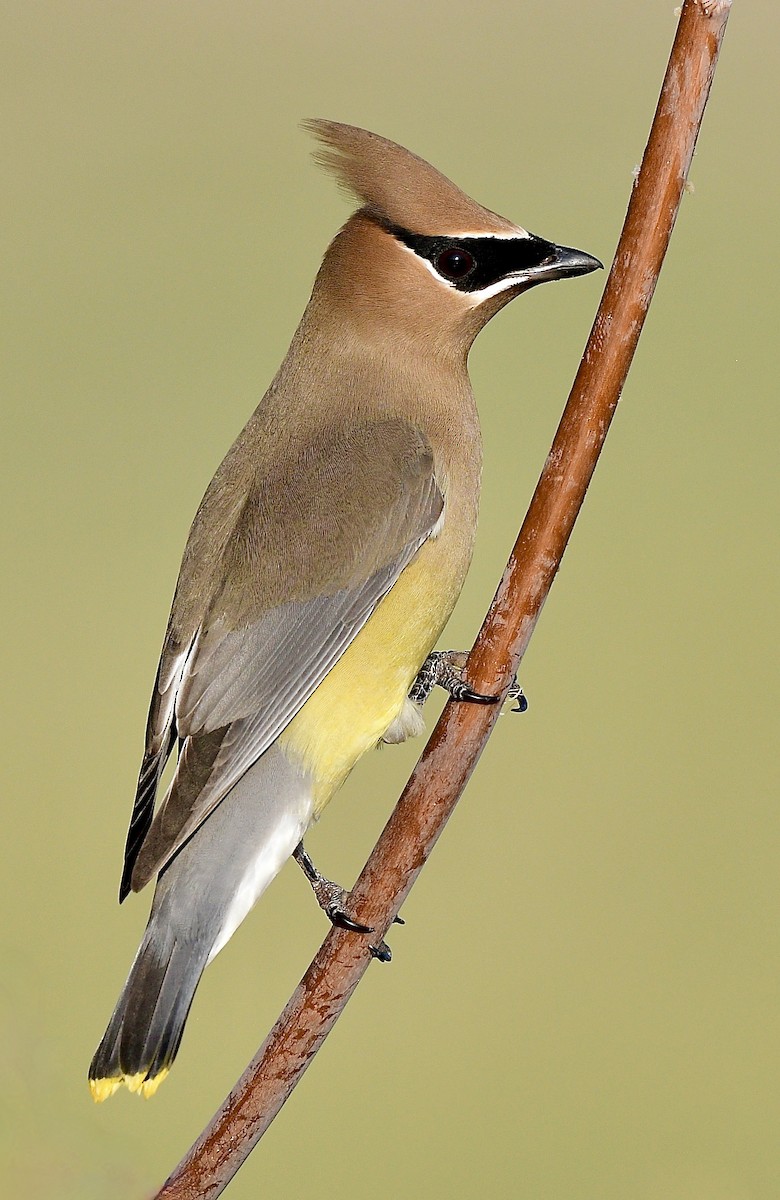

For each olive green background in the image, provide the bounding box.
[3,2,777,1197]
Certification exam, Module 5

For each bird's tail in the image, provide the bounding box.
[88,918,209,1101]
[89,744,314,1101]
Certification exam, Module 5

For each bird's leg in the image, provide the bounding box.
[410,650,528,712]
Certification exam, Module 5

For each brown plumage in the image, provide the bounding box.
[304,119,519,236]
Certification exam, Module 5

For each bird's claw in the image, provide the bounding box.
[368,913,404,960]
[327,903,373,935]
[449,679,500,705]
[369,940,392,963]
[506,680,528,713]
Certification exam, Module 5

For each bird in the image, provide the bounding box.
[88,119,600,1102]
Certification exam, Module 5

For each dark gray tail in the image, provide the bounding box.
[89,743,313,1101]
[88,917,209,1101]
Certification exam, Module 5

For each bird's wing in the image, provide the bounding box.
[121,418,443,896]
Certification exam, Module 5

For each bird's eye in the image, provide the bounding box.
[435,247,476,281]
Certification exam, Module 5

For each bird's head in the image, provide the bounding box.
[304,119,601,360]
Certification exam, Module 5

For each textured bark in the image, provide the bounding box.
[152,3,732,1195]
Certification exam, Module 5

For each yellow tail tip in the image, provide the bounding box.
[139,1068,169,1098]
[89,1076,122,1103]
[89,1067,169,1102]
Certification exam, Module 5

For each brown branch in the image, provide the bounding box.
[152,3,732,1195]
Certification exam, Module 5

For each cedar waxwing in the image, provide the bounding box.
[88,120,600,1102]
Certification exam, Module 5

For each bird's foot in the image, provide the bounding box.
[293,843,373,933]
[506,678,528,713]
[293,843,403,962]
[410,650,528,712]
[409,650,496,705]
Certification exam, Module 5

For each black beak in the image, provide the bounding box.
[531,244,603,283]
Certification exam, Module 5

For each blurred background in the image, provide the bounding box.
[2,2,777,1197]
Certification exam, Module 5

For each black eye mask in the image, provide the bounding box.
[383,222,558,292]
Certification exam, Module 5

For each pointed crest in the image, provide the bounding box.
[304,119,519,237]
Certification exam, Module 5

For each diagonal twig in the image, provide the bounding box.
[152,3,732,1195]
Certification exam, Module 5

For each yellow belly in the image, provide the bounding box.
[278,533,467,813]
